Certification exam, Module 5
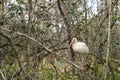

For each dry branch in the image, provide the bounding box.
[0,27,83,70]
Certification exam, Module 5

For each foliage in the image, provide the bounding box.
[0,0,120,80]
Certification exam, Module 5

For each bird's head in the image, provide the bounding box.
[69,38,78,47]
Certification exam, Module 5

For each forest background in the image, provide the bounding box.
[0,0,120,80]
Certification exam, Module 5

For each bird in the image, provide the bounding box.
[70,37,89,70]
[70,38,89,54]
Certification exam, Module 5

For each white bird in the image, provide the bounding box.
[70,38,89,54]
[70,37,89,69]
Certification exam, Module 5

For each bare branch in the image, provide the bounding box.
[0,70,7,80]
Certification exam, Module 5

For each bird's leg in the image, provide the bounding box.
[83,55,86,65]
[81,55,85,70]
[79,55,85,71]
[79,55,86,78]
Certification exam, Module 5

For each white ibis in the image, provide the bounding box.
[70,37,89,69]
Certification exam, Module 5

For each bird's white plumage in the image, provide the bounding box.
[72,42,89,54]
[70,38,89,54]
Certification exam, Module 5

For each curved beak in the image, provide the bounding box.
[69,42,72,48]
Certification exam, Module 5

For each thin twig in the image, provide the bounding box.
[62,57,83,70]
[0,27,52,52]
[0,70,7,80]
[0,27,83,70]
